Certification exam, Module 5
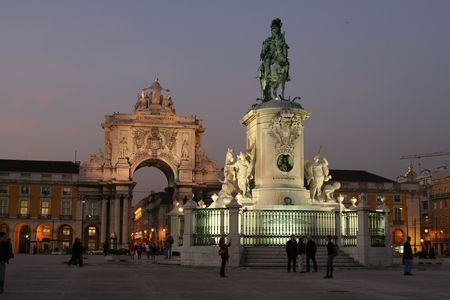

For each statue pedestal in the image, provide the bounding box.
[241,100,311,209]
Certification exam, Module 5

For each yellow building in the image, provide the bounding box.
[331,169,421,254]
[429,167,450,256]
[0,159,80,254]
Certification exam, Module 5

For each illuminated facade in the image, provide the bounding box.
[0,160,80,253]
[334,169,421,254]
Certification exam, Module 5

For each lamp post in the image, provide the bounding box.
[81,197,86,249]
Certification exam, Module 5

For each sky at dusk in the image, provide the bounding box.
[1,1,450,201]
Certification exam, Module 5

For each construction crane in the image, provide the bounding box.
[400,150,450,160]
[400,150,450,170]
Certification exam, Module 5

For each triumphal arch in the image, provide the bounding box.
[78,78,221,248]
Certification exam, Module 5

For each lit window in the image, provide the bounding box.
[62,187,72,196]
[41,186,51,196]
[20,200,29,215]
[393,195,401,203]
[62,241,70,250]
[42,227,51,236]
[62,226,71,236]
[41,200,50,216]
[0,185,8,194]
[20,185,30,195]
[88,227,96,236]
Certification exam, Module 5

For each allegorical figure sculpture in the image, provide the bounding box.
[257,18,290,101]
[305,153,331,201]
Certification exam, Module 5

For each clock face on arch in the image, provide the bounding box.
[277,154,293,172]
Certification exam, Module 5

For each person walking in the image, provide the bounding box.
[306,236,318,272]
[324,235,336,278]
[218,236,231,277]
[297,236,306,273]
[68,238,83,267]
[285,235,298,272]
[129,243,135,260]
[0,232,12,294]
[136,243,143,260]
[403,236,413,275]
[145,243,151,260]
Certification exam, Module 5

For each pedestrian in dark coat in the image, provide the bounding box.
[68,238,83,267]
[218,236,231,277]
[402,236,413,275]
[0,232,11,293]
[324,235,336,278]
[306,236,318,272]
[286,235,298,272]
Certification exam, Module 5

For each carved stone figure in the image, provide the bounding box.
[105,139,112,159]
[257,18,290,101]
[181,139,189,160]
[323,182,341,201]
[234,152,251,196]
[119,137,129,158]
[133,128,148,149]
[305,153,331,201]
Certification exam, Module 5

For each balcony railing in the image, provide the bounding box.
[0,213,9,218]
[17,213,30,219]
[431,193,450,200]
[393,220,404,225]
[60,215,72,220]
[38,214,52,219]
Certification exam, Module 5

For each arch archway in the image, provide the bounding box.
[79,78,221,248]
[15,224,31,254]
[393,229,404,245]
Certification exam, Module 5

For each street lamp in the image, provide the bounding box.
[81,197,86,249]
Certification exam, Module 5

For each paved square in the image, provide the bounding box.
[2,255,450,299]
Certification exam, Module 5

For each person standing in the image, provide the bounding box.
[136,243,143,260]
[165,234,174,259]
[285,235,298,272]
[324,235,336,278]
[218,236,231,277]
[306,236,318,272]
[297,236,306,273]
[68,238,83,267]
[0,232,11,293]
[403,236,413,275]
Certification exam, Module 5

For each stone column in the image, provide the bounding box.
[122,195,130,247]
[114,197,121,243]
[168,207,181,252]
[226,197,242,267]
[100,198,108,244]
[30,228,37,254]
[381,203,391,248]
[182,199,197,248]
[76,197,83,239]
[357,193,370,266]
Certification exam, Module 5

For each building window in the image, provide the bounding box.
[88,201,96,216]
[41,199,50,216]
[433,202,438,210]
[20,200,29,215]
[444,200,448,209]
[0,185,8,194]
[422,202,428,210]
[376,195,384,204]
[62,174,72,180]
[41,186,51,196]
[42,226,51,236]
[20,172,30,178]
[422,190,428,197]
[20,185,30,195]
[88,227,96,236]
[41,173,52,179]
[393,195,401,203]
[62,226,71,236]
[0,199,8,215]
[62,199,71,216]
[394,208,402,222]
[62,187,72,196]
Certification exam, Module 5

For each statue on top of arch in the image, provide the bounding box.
[134,77,176,114]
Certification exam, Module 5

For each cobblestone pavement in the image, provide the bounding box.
[1,254,450,300]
